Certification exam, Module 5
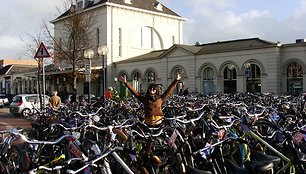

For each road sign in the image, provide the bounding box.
[85,62,91,82]
[34,42,51,58]
[85,63,91,75]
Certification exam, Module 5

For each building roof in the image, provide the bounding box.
[0,65,12,75]
[0,59,37,66]
[1,65,37,76]
[54,0,181,21]
[115,44,203,64]
[115,50,165,64]
[196,38,277,55]
[115,38,280,64]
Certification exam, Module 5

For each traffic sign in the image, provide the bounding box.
[34,42,51,58]
[85,62,91,82]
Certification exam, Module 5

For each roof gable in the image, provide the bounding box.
[3,65,37,75]
[0,65,12,75]
[115,50,165,64]
[157,44,199,58]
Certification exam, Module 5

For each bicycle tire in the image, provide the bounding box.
[0,160,9,174]
[5,145,25,174]
[253,119,279,138]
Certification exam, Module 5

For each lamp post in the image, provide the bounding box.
[84,48,94,105]
[97,45,109,106]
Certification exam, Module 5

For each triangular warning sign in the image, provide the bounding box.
[34,42,51,58]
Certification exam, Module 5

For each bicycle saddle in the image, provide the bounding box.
[224,159,249,174]
[251,150,281,166]
[244,160,274,173]
[186,165,213,174]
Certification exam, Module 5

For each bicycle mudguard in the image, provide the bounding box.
[244,160,273,173]
[186,165,213,174]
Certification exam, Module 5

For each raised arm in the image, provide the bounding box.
[119,74,142,98]
[162,73,181,100]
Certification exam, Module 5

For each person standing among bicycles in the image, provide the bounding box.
[119,73,181,126]
[48,90,61,111]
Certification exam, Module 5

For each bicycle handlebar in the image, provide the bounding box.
[186,104,207,112]
[209,117,240,130]
[10,129,77,145]
[28,165,64,174]
[166,111,204,124]
[69,107,103,117]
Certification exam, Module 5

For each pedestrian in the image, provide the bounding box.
[119,73,181,126]
[70,88,77,104]
[105,87,112,100]
[48,91,61,110]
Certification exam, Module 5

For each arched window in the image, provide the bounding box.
[173,68,184,94]
[203,67,215,94]
[287,63,303,95]
[132,26,162,50]
[147,71,156,83]
[132,72,141,92]
[223,65,236,80]
[134,72,140,81]
[245,63,261,93]
[223,65,237,93]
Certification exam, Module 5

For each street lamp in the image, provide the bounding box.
[97,45,109,106]
[84,48,94,105]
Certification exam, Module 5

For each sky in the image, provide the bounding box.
[1,0,306,59]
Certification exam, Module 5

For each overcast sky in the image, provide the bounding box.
[1,0,306,59]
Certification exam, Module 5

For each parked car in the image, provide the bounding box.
[9,94,50,117]
[0,94,9,107]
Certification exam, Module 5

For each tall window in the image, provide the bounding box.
[173,68,183,94]
[245,64,261,93]
[132,27,162,50]
[134,72,140,81]
[223,66,236,80]
[119,28,122,57]
[172,36,175,45]
[132,72,141,92]
[96,28,100,46]
[203,67,214,80]
[223,65,237,93]
[287,63,303,94]
[287,63,303,78]
[147,71,156,82]
[203,67,215,94]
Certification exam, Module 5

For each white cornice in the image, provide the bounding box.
[106,2,185,21]
[51,2,185,23]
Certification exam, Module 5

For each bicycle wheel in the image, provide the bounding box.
[176,128,195,168]
[0,160,9,174]
[153,132,187,174]
[5,145,24,174]
[253,119,279,139]
[153,148,186,174]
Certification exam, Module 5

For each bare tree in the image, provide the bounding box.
[44,1,96,89]
[21,28,54,108]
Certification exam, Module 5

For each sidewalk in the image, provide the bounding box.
[0,107,9,113]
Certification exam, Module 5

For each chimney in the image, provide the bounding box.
[296,38,306,43]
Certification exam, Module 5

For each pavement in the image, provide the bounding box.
[0,107,9,113]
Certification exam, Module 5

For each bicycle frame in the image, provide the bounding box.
[241,129,296,174]
[66,146,134,174]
